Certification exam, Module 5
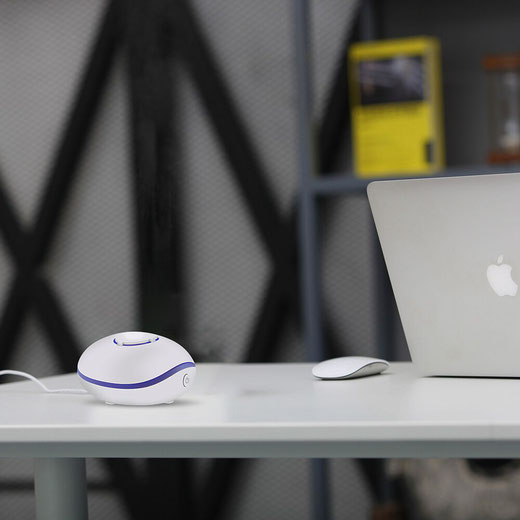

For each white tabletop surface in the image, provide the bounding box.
[2,362,520,458]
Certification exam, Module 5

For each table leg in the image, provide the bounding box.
[34,458,88,520]
[311,459,330,520]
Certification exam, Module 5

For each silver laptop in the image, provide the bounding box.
[368,172,520,377]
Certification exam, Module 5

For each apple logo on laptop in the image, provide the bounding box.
[487,254,518,296]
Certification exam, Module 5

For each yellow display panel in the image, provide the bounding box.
[349,37,444,177]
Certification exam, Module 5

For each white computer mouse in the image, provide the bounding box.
[312,356,389,380]
[77,331,196,405]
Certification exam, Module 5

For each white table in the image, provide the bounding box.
[3,362,520,518]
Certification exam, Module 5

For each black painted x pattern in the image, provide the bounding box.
[0,1,387,519]
[0,2,150,518]
[0,0,119,370]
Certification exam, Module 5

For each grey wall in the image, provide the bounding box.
[0,1,376,519]
[380,0,520,167]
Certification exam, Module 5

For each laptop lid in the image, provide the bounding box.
[368,172,520,377]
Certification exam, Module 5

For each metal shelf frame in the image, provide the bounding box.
[294,0,520,373]
[312,164,520,196]
[293,1,520,518]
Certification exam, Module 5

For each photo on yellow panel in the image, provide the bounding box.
[349,37,444,177]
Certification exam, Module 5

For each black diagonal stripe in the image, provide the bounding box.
[172,0,288,267]
[29,0,122,268]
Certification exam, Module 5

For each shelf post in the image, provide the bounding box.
[294,0,324,364]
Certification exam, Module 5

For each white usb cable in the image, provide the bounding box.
[0,370,87,395]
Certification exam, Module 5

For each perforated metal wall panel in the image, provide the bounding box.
[0,1,374,519]
[0,1,135,517]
